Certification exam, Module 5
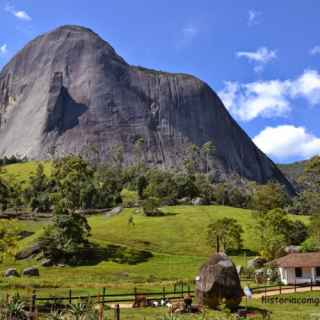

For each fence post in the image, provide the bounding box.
[294,280,296,293]
[31,290,36,320]
[174,283,176,294]
[264,285,266,297]
[114,304,120,320]
[162,287,166,299]
[69,289,72,304]
[102,287,106,306]
[311,279,313,291]
[134,287,137,300]
[279,282,282,295]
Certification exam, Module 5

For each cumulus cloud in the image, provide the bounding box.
[248,10,261,26]
[219,79,291,121]
[310,46,320,56]
[5,4,32,21]
[253,125,320,160]
[218,69,320,121]
[237,47,277,72]
[0,44,8,55]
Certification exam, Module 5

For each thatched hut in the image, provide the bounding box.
[196,252,243,310]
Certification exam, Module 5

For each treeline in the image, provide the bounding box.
[0,155,27,166]
[0,153,320,264]
[1,154,320,215]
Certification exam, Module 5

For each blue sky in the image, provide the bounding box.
[1,1,320,163]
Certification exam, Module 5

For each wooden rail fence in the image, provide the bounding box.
[8,281,320,319]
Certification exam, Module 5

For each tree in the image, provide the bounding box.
[133,138,145,165]
[299,156,320,193]
[51,156,95,209]
[40,203,91,264]
[0,220,19,262]
[144,169,177,203]
[194,174,214,204]
[250,182,290,213]
[173,173,198,200]
[285,220,308,245]
[24,163,52,212]
[141,197,162,216]
[252,209,287,259]
[201,141,215,174]
[289,156,320,215]
[41,156,94,264]
[92,165,123,208]
[0,177,9,212]
[7,177,23,213]
[136,175,148,200]
[251,208,307,260]
[207,218,243,253]
[183,144,201,175]
[110,144,124,169]
[309,214,320,247]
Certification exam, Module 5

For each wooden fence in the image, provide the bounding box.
[9,281,320,319]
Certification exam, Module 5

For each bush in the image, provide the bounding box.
[301,238,320,252]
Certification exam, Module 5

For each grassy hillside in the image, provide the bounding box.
[0,161,52,184]
[0,205,309,298]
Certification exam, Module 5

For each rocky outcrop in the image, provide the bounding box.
[22,267,40,277]
[196,252,243,310]
[15,243,42,260]
[0,25,293,190]
[4,268,20,277]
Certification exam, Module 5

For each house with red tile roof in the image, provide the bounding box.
[271,252,320,285]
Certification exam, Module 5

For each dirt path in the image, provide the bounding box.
[106,287,320,308]
[252,286,320,299]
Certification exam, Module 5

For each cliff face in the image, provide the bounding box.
[0,25,292,189]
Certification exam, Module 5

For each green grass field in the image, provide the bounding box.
[0,205,309,297]
[0,161,314,318]
[0,161,52,185]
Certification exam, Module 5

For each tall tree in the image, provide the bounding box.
[183,144,201,175]
[0,177,9,212]
[252,208,307,259]
[201,141,215,174]
[207,218,243,252]
[24,163,51,212]
[133,138,145,165]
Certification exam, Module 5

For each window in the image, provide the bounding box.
[295,267,303,278]
[316,267,320,277]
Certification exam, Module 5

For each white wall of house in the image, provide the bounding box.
[279,267,320,285]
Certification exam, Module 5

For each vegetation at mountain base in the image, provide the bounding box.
[1,150,319,266]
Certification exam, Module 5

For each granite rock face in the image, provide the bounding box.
[0,25,292,188]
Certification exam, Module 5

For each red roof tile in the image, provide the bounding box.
[271,252,320,268]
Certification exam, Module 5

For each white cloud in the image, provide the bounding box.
[248,10,261,26]
[237,47,277,72]
[219,80,291,121]
[291,69,320,105]
[5,4,32,21]
[182,26,198,38]
[0,44,8,55]
[176,24,198,48]
[218,69,320,121]
[310,46,320,56]
[253,125,320,160]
